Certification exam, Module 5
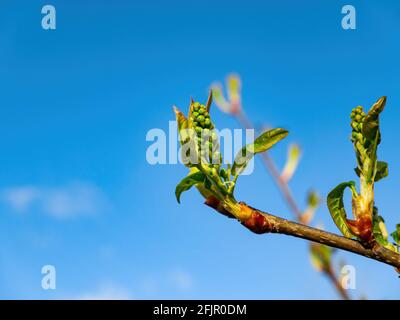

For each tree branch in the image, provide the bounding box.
[206,198,400,270]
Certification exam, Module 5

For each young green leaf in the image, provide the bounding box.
[174,106,187,131]
[374,161,388,182]
[364,131,379,182]
[362,96,386,143]
[205,90,213,112]
[227,74,241,106]
[175,171,206,203]
[173,106,188,145]
[301,190,320,224]
[373,209,397,252]
[354,167,361,177]
[391,224,400,245]
[327,181,358,239]
[310,246,324,272]
[231,128,288,176]
[210,83,231,114]
[309,243,333,272]
[281,143,302,183]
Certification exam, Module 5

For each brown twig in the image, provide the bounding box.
[206,199,400,270]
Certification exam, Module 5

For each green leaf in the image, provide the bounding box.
[252,128,289,154]
[173,106,188,145]
[310,246,324,272]
[307,190,320,209]
[354,167,361,177]
[205,90,213,112]
[362,96,386,143]
[309,243,332,272]
[374,161,388,182]
[373,209,397,252]
[211,84,231,114]
[227,74,241,105]
[364,132,379,182]
[173,106,187,131]
[391,224,400,245]
[175,171,205,203]
[373,211,387,242]
[365,96,386,122]
[281,143,302,183]
[301,190,320,224]
[327,181,358,238]
[204,177,212,190]
[231,128,288,176]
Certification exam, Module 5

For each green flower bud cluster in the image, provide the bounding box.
[350,106,366,144]
[191,102,213,131]
[190,102,221,166]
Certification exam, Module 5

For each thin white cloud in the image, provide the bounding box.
[1,182,107,219]
[2,186,39,212]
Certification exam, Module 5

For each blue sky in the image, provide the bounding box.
[0,0,400,299]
